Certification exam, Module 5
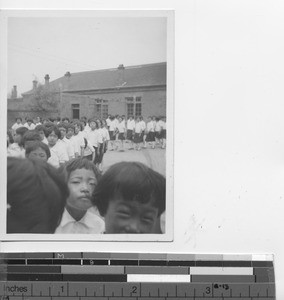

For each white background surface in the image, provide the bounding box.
[1,0,284,298]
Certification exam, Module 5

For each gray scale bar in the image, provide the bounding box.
[191,275,256,283]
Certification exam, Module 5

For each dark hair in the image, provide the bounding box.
[93,162,166,217]
[57,122,68,130]
[26,118,33,123]
[7,157,68,233]
[35,124,47,134]
[15,127,29,147]
[22,130,41,148]
[15,117,22,122]
[67,123,75,131]
[72,121,83,131]
[59,158,101,182]
[62,117,70,123]
[45,125,61,139]
[25,140,51,159]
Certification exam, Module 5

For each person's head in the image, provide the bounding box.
[42,118,50,125]
[135,116,140,122]
[7,157,68,233]
[14,127,29,146]
[101,119,106,127]
[147,116,152,122]
[66,124,75,138]
[57,122,68,139]
[118,117,122,123]
[35,116,41,124]
[35,124,47,141]
[60,158,101,214]
[15,117,22,124]
[25,140,51,161]
[73,121,83,134]
[27,118,33,125]
[96,119,102,128]
[93,162,166,234]
[139,116,143,121]
[129,115,133,120]
[62,117,70,124]
[22,130,41,148]
[89,118,98,130]
[46,126,61,147]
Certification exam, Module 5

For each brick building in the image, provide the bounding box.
[8,62,166,127]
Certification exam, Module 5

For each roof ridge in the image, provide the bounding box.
[60,61,166,77]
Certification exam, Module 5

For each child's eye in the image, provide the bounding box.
[117,211,131,218]
[142,217,155,225]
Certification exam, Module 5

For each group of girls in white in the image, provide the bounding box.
[107,114,166,151]
[8,114,166,170]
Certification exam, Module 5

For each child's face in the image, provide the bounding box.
[59,127,66,139]
[104,197,159,234]
[38,130,45,141]
[67,128,74,138]
[67,169,97,212]
[28,147,48,161]
[90,121,97,130]
[47,131,58,147]
[74,125,80,134]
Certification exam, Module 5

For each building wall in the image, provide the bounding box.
[60,88,166,120]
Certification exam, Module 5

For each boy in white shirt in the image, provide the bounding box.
[116,116,126,151]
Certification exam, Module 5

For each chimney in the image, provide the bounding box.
[117,64,125,86]
[11,85,17,99]
[44,74,50,85]
[33,80,38,90]
[64,71,71,78]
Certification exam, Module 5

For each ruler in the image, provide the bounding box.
[0,253,275,300]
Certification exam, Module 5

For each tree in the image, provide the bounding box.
[29,84,59,112]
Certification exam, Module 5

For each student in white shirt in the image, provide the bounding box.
[55,158,105,234]
[66,124,79,158]
[46,126,69,168]
[126,115,135,150]
[11,117,23,136]
[139,116,147,148]
[9,126,28,158]
[35,124,49,145]
[133,116,143,151]
[24,118,36,130]
[146,116,155,149]
[72,121,85,157]
[98,119,110,172]
[116,116,126,151]
[154,116,162,147]
[87,119,102,165]
[57,122,75,160]
[108,116,117,151]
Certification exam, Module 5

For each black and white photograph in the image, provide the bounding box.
[1,10,174,241]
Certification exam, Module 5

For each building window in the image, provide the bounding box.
[72,104,80,119]
[95,98,108,119]
[127,103,134,117]
[135,103,142,116]
[102,104,108,119]
[126,96,142,118]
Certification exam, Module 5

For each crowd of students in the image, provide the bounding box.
[8,114,167,172]
[6,114,166,235]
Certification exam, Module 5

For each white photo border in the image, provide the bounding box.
[0,9,174,242]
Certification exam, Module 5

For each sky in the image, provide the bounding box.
[8,16,167,96]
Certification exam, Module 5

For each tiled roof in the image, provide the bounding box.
[22,62,166,95]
